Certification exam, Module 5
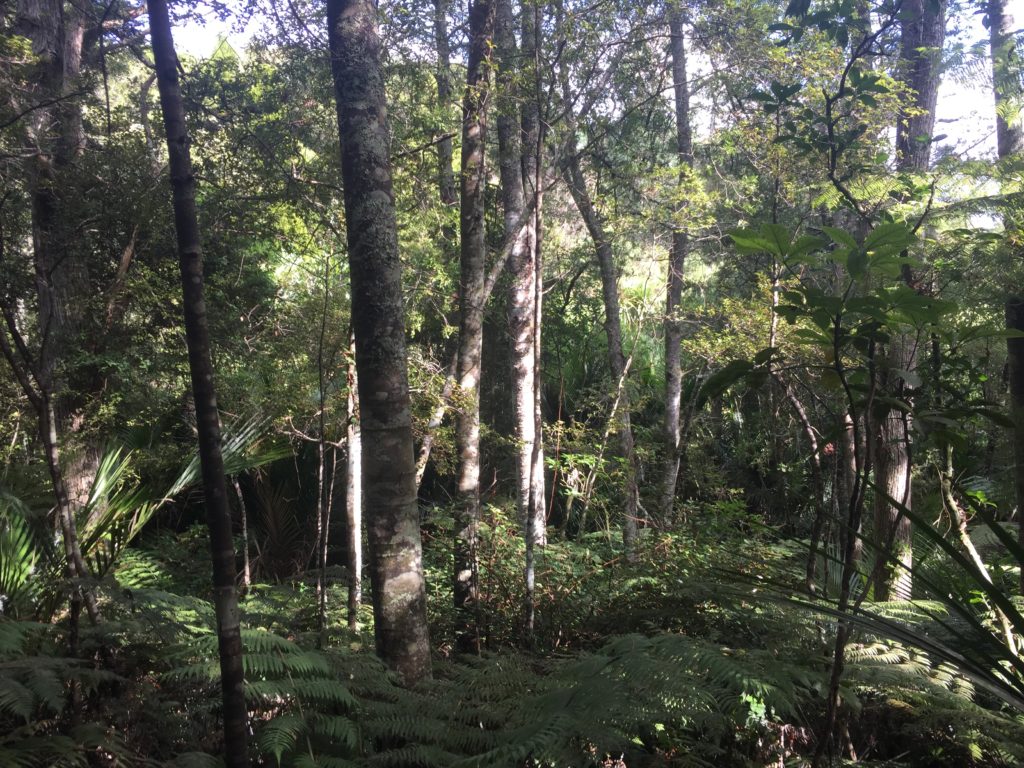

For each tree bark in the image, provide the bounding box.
[562,154,640,556]
[327,0,431,685]
[346,342,362,631]
[894,0,947,172]
[871,0,946,601]
[453,0,496,653]
[432,0,458,217]
[872,336,917,601]
[988,0,1024,593]
[660,3,693,522]
[148,0,250,762]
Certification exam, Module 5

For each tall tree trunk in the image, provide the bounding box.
[453,0,496,653]
[872,0,946,601]
[495,0,536,633]
[233,477,251,588]
[988,0,1024,593]
[562,155,640,555]
[894,0,947,172]
[346,342,362,631]
[327,0,431,685]
[660,3,693,522]
[432,0,457,220]
[523,0,547,635]
[148,0,250,762]
[15,0,98,514]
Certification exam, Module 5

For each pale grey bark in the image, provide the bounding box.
[453,0,496,653]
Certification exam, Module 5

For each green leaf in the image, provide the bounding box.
[821,226,857,248]
[846,248,868,278]
[864,222,915,252]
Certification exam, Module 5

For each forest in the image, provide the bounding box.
[1,0,1024,764]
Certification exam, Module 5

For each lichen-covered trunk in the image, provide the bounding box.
[496,0,545,635]
[327,0,431,685]
[989,0,1024,593]
[563,156,640,555]
[660,5,693,522]
[148,0,250,761]
[452,0,496,653]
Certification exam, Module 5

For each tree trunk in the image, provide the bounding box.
[562,155,640,555]
[988,0,1024,593]
[148,0,250,762]
[523,0,547,635]
[870,0,946,601]
[872,337,917,601]
[895,0,947,172]
[13,0,99,519]
[233,477,251,588]
[327,0,431,685]
[453,0,496,653]
[432,0,457,218]
[660,3,693,522]
[346,342,362,631]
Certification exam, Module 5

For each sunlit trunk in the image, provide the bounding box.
[452,0,496,653]
[660,5,693,522]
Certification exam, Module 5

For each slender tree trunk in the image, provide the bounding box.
[562,155,640,555]
[453,0,496,653]
[148,0,249,762]
[660,3,693,522]
[432,0,457,220]
[988,0,1024,593]
[346,342,362,631]
[327,0,431,685]
[525,0,547,637]
[871,0,946,601]
[233,477,251,588]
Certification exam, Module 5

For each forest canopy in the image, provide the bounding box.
[1,0,1024,765]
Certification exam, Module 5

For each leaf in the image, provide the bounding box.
[698,360,753,406]
[761,223,793,256]
[821,226,857,248]
[729,229,775,254]
[864,222,915,252]
[846,248,868,278]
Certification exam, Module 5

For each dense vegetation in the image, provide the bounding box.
[1,0,1023,765]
